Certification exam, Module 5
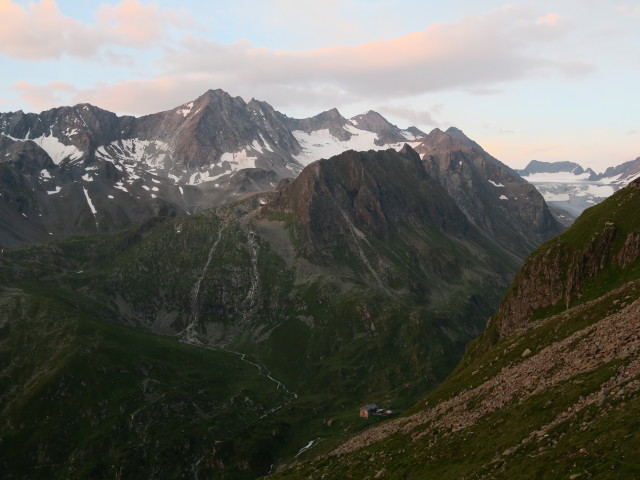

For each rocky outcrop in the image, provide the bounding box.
[349,111,418,145]
[487,177,640,340]
[414,128,564,259]
[263,146,471,257]
[270,155,640,480]
[285,107,353,141]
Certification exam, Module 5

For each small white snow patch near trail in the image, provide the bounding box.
[295,439,320,458]
[488,179,505,187]
[47,186,62,195]
[499,195,509,201]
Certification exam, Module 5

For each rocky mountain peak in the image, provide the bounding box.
[350,110,413,146]
[419,127,470,153]
[519,160,587,176]
[286,108,352,141]
[264,147,470,258]
[444,126,488,153]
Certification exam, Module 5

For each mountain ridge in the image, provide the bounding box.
[269,174,640,480]
[517,157,640,221]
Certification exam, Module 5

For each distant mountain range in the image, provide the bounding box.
[2,89,637,478]
[0,89,566,478]
[0,89,429,246]
[1,88,563,251]
[517,158,640,221]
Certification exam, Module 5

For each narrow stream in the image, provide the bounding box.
[180,223,298,478]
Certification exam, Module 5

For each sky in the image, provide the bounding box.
[0,0,638,171]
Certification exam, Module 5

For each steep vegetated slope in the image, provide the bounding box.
[272,178,640,479]
[0,146,550,479]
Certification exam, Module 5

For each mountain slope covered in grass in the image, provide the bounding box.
[0,146,549,478]
[271,178,640,479]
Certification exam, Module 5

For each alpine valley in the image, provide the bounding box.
[0,89,637,480]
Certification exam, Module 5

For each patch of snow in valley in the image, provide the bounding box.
[82,173,93,182]
[499,195,509,200]
[47,186,62,195]
[295,439,320,458]
[488,180,505,187]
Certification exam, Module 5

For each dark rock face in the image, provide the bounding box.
[599,156,640,181]
[414,128,564,259]
[267,148,640,480]
[519,160,587,176]
[265,146,470,257]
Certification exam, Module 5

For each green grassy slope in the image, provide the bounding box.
[270,180,640,479]
[0,286,293,479]
[0,150,537,478]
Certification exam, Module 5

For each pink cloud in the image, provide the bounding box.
[12,5,595,117]
[13,80,78,110]
[536,13,561,25]
[0,0,194,60]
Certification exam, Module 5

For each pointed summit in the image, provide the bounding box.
[286,108,352,141]
[350,111,412,145]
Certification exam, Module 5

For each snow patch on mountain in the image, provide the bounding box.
[401,130,418,141]
[177,102,194,117]
[293,125,421,166]
[186,147,259,185]
[3,133,83,164]
[96,139,171,167]
[522,171,594,183]
[82,186,99,228]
